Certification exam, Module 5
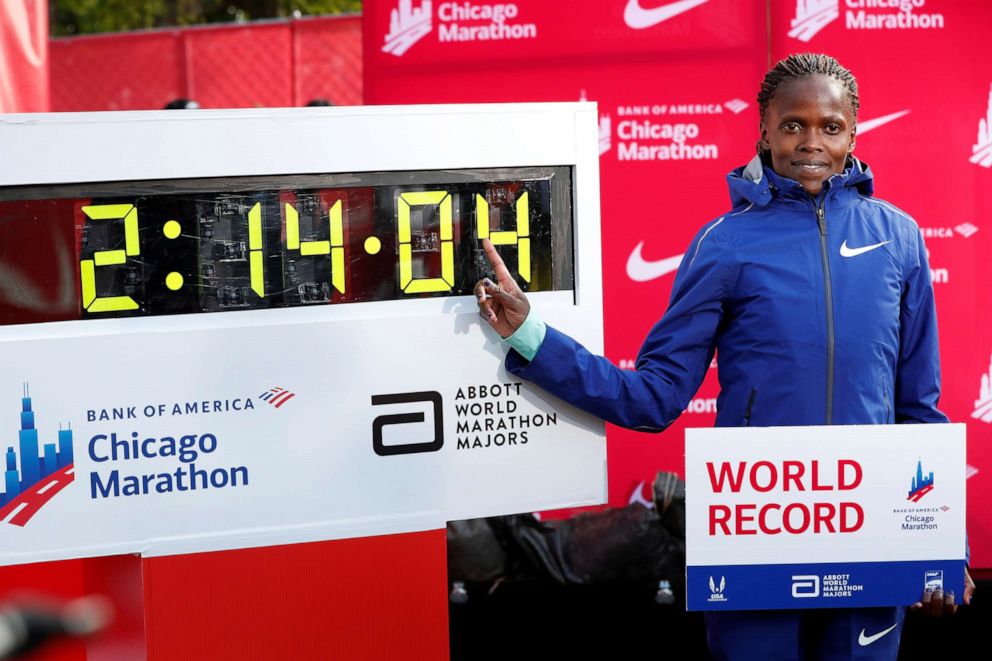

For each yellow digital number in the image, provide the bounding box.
[285,199,345,294]
[79,204,140,313]
[476,192,530,283]
[398,191,454,294]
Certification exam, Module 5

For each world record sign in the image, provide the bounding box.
[0,103,606,564]
[685,424,967,610]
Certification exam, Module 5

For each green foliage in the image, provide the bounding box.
[52,0,362,36]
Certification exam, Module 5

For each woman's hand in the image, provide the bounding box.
[474,239,530,339]
[911,568,975,617]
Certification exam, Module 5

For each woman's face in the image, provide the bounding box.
[760,75,856,197]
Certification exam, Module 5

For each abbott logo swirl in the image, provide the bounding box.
[371,391,444,456]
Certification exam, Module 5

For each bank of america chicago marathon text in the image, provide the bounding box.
[87,431,248,499]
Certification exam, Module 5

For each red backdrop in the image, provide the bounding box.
[49,15,362,111]
[365,0,992,569]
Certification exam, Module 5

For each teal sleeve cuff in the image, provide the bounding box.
[503,312,547,362]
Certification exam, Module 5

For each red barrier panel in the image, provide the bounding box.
[50,15,362,111]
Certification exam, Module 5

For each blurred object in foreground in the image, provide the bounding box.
[0,596,112,660]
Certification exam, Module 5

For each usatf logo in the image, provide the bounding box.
[970,84,992,168]
[599,115,612,155]
[707,575,727,602]
[0,385,74,527]
[789,0,945,43]
[382,0,537,57]
[723,98,749,115]
[973,353,992,422]
[258,387,296,409]
[907,459,934,502]
[383,0,433,56]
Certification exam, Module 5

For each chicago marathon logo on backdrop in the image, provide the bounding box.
[970,84,992,168]
[907,459,934,502]
[973,353,992,422]
[623,0,711,30]
[382,0,537,57]
[0,385,75,527]
[610,101,744,162]
[383,0,433,55]
[599,115,612,155]
[789,0,945,43]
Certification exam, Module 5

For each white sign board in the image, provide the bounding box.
[685,424,966,610]
[0,104,606,565]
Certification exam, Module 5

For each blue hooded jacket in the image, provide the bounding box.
[506,155,948,430]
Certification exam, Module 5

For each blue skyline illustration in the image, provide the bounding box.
[0,384,73,507]
[908,459,934,499]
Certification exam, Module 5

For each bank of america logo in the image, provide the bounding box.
[599,115,611,155]
[789,0,839,42]
[723,98,749,115]
[908,459,934,502]
[969,84,992,168]
[383,0,432,57]
[955,222,979,238]
[0,385,74,527]
[259,386,296,409]
[973,353,992,422]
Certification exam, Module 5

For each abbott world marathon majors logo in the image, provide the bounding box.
[371,382,558,454]
[789,0,945,42]
[382,0,537,57]
[608,100,748,162]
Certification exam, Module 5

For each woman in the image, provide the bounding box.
[476,53,972,660]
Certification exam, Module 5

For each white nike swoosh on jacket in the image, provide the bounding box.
[858,623,898,646]
[624,0,710,29]
[626,242,684,281]
[840,240,890,257]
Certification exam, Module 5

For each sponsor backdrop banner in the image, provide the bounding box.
[366,0,992,567]
[770,0,992,568]
[685,424,966,610]
[365,0,768,519]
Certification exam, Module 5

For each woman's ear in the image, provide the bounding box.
[759,122,770,151]
[848,132,856,153]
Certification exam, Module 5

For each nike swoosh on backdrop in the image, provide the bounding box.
[858,623,898,646]
[857,110,910,135]
[626,242,684,281]
[840,240,890,257]
[623,0,711,29]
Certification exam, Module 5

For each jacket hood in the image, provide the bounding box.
[727,154,875,208]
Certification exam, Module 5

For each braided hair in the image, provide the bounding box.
[756,53,859,156]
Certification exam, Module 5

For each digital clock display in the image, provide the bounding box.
[0,167,573,326]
